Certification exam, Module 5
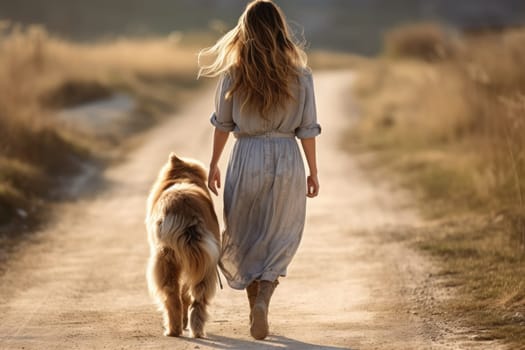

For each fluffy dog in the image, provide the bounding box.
[145,153,220,338]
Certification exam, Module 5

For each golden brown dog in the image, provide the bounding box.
[145,153,220,338]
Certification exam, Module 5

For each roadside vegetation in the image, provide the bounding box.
[350,23,525,344]
[0,22,205,232]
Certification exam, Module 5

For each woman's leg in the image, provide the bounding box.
[250,279,279,340]
[246,280,259,323]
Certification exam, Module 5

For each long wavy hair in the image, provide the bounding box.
[198,0,308,117]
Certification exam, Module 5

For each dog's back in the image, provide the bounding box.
[146,154,220,338]
[149,182,220,284]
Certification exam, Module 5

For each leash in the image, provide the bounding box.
[217,268,224,290]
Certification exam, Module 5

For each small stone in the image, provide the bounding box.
[493,214,504,224]
[16,208,28,218]
[512,312,525,322]
[471,334,495,341]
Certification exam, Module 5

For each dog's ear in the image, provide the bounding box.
[169,152,182,164]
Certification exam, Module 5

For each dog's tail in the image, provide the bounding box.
[152,183,220,285]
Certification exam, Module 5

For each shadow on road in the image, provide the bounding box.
[185,333,353,350]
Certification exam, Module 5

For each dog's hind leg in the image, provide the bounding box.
[164,279,183,337]
[150,249,184,337]
[181,284,191,330]
[189,271,216,338]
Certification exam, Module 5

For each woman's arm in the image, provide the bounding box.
[300,137,320,198]
[208,128,230,195]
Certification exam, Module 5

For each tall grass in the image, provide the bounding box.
[354,25,525,228]
[351,24,525,343]
[0,22,203,229]
[462,31,525,246]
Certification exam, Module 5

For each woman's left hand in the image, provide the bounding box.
[306,174,319,198]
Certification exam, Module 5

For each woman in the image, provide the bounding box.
[198,0,320,340]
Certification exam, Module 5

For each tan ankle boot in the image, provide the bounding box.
[250,280,278,340]
[246,281,259,323]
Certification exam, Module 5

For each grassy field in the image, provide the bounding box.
[350,23,525,344]
[0,23,206,231]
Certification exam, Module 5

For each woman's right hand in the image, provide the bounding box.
[208,164,221,196]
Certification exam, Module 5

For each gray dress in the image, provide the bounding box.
[210,69,321,290]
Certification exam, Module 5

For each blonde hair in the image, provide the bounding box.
[198,0,308,117]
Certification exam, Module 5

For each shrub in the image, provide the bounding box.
[384,23,457,62]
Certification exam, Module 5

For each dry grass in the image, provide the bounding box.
[0,22,206,229]
[350,24,525,344]
[417,218,525,344]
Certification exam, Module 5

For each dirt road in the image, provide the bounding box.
[0,71,496,349]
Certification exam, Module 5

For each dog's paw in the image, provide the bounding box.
[190,329,205,338]
[164,328,182,337]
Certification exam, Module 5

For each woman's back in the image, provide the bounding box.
[212,69,320,139]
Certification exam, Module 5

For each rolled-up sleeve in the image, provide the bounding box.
[295,72,321,139]
[210,73,235,132]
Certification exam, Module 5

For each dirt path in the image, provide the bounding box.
[0,71,494,349]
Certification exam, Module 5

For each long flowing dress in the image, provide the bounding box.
[210,69,321,290]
